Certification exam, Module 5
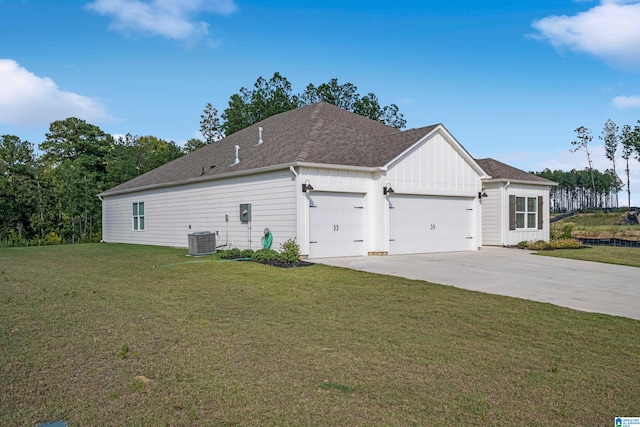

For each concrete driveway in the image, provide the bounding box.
[313,247,640,321]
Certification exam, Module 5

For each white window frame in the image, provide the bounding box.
[515,196,537,229]
[132,202,145,231]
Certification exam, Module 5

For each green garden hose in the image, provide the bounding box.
[261,228,273,249]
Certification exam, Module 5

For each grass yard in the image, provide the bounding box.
[1,244,639,426]
[534,245,640,268]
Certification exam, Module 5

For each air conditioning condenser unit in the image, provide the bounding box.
[188,231,216,256]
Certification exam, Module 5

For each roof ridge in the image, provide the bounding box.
[296,103,324,162]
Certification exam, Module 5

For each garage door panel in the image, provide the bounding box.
[309,193,365,258]
[390,195,474,255]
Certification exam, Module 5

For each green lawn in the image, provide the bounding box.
[534,245,640,268]
[1,244,639,426]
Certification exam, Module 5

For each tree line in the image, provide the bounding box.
[535,119,640,212]
[1,119,185,245]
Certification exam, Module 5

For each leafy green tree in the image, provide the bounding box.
[0,135,40,241]
[200,102,224,144]
[299,78,406,128]
[106,134,184,188]
[183,138,207,153]
[299,79,360,111]
[214,73,406,136]
[222,72,298,135]
[39,118,113,242]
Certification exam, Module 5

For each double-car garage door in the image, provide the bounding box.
[308,192,475,258]
[389,195,475,254]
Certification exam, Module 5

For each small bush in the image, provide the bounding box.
[549,238,582,249]
[251,249,280,262]
[521,238,582,250]
[525,240,551,250]
[560,224,574,239]
[279,238,300,263]
[45,232,62,246]
[220,248,242,259]
[241,249,255,259]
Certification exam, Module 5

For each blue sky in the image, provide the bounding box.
[1,0,640,203]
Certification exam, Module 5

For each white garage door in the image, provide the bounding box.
[389,195,475,255]
[308,192,365,258]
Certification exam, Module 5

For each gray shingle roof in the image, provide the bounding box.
[101,102,440,196]
[475,158,555,185]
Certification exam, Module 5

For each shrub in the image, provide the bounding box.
[241,249,255,259]
[220,248,242,259]
[549,238,582,249]
[525,240,551,250]
[520,238,582,250]
[45,232,62,246]
[252,249,280,262]
[279,238,300,263]
[560,224,574,239]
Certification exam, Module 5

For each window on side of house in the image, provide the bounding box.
[132,202,145,231]
[515,196,537,229]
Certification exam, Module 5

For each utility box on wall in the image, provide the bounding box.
[240,203,251,223]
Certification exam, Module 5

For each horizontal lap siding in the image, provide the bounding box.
[481,186,500,246]
[102,170,296,250]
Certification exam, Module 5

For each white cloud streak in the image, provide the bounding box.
[85,0,237,42]
[531,1,640,68]
[0,59,113,127]
[612,95,640,108]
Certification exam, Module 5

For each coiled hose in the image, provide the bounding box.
[261,228,273,249]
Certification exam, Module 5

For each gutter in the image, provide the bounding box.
[483,178,558,187]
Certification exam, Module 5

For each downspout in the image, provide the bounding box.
[97,195,105,242]
[290,165,306,257]
[502,181,511,246]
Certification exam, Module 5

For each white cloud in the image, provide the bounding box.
[0,59,114,127]
[612,95,640,108]
[85,0,237,42]
[531,1,640,68]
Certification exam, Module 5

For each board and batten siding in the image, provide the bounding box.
[384,130,484,251]
[102,170,297,250]
[385,132,480,195]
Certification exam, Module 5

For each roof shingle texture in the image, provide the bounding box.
[475,158,555,184]
[102,102,438,195]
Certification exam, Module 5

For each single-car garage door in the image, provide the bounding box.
[308,192,365,258]
[389,195,475,254]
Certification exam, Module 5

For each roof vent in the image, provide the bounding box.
[257,127,263,145]
[230,145,240,166]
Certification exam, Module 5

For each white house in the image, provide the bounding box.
[476,158,557,247]
[99,102,555,258]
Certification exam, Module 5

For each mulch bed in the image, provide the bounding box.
[256,260,315,268]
